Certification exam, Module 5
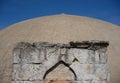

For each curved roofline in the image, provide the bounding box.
[1,14,120,31]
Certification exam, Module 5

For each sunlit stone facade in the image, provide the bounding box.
[12,41,109,83]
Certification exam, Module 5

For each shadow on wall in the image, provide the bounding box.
[43,60,77,80]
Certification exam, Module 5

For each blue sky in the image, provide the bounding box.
[0,0,120,29]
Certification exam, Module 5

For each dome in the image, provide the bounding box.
[0,14,120,83]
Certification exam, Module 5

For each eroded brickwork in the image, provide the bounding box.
[12,41,109,83]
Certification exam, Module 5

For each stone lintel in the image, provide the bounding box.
[14,40,109,50]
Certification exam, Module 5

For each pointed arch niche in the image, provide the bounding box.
[43,61,77,83]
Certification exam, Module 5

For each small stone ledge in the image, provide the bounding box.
[15,40,109,50]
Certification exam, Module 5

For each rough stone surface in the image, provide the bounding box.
[12,41,109,83]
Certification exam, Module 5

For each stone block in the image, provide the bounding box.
[60,48,67,55]
[30,48,41,63]
[88,50,95,64]
[95,64,108,80]
[99,52,107,64]
[13,49,31,64]
[72,80,82,83]
[46,47,59,59]
[13,64,44,81]
[70,49,89,63]
[83,80,91,83]
[12,81,33,83]
[13,49,21,63]
[63,49,75,64]
[81,74,99,80]
[91,80,100,83]
[94,51,100,64]
[14,47,44,64]
[88,50,107,64]
[70,62,95,74]
[12,64,21,80]
[12,81,43,83]
[70,62,99,80]
[91,80,107,83]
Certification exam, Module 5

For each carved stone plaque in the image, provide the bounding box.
[12,41,109,83]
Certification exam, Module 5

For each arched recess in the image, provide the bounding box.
[43,60,77,80]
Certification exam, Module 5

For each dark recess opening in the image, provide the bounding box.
[43,60,77,80]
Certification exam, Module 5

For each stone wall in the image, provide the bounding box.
[12,41,109,83]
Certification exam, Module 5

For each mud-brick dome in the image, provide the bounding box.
[0,14,120,83]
